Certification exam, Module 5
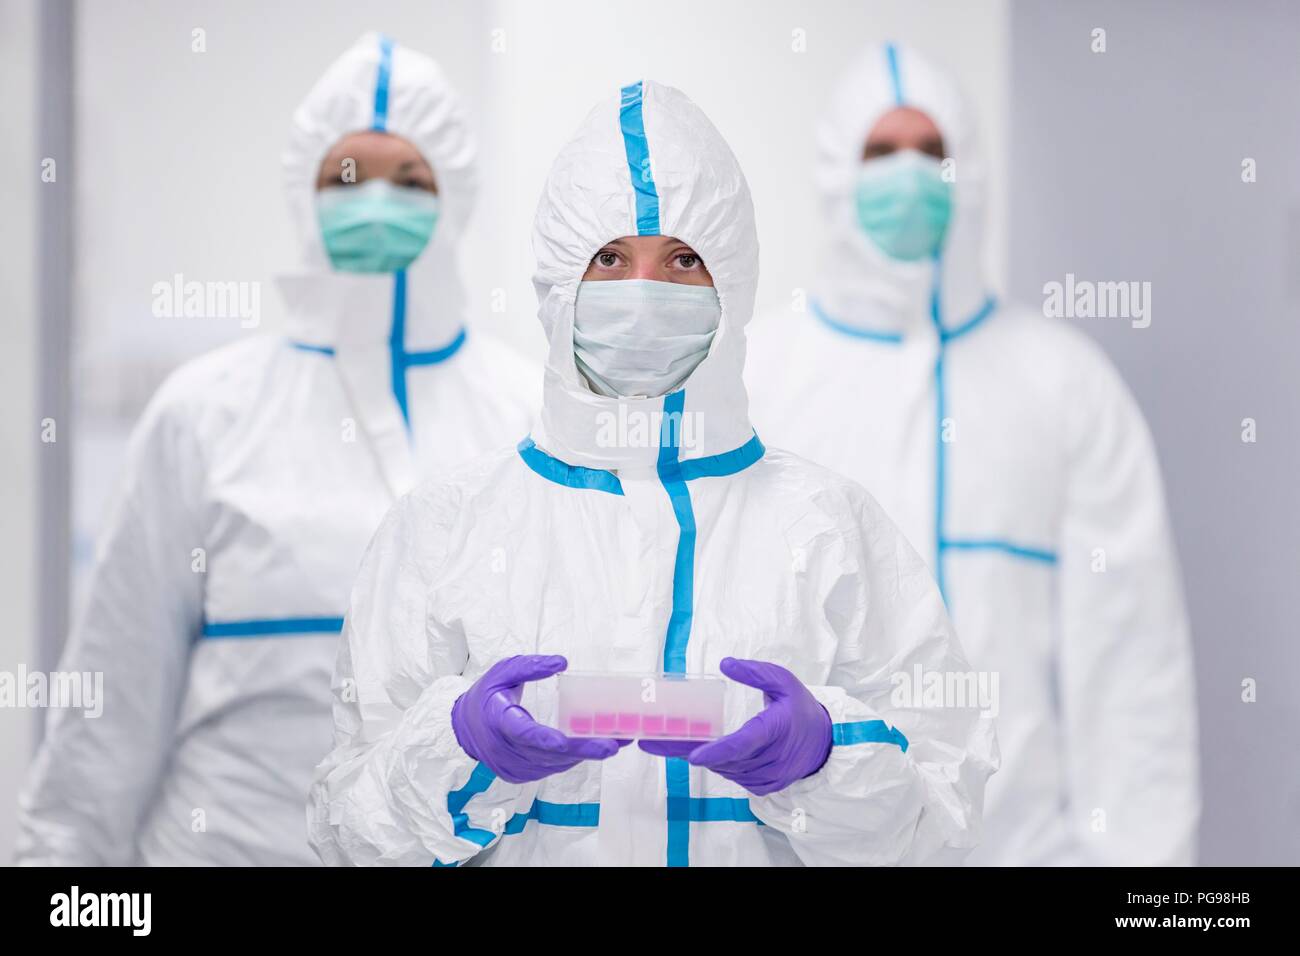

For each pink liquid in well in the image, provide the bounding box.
[689,720,713,738]
[665,716,689,737]
[569,715,593,735]
[642,714,665,736]
[617,712,640,734]
[593,712,617,735]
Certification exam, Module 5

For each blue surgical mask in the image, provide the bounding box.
[573,279,720,398]
[316,179,439,273]
[855,149,952,262]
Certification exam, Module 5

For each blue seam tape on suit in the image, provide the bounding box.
[201,617,344,638]
[808,296,995,345]
[619,80,661,236]
[811,290,1050,584]
[504,799,601,834]
[368,36,467,433]
[516,438,627,495]
[932,268,949,600]
[676,433,765,480]
[810,298,904,344]
[374,36,407,431]
[940,295,997,342]
[406,328,468,365]
[832,719,909,752]
[434,794,601,866]
[658,390,696,676]
[289,341,336,356]
[658,389,696,867]
[942,539,1057,563]
[390,269,409,427]
[516,430,763,494]
[432,761,497,866]
[885,42,904,106]
[382,270,466,431]
[667,796,763,824]
[372,35,393,131]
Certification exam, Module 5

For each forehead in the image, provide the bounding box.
[322,130,429,165]
[603,235,693,253]
[866,106,942,144]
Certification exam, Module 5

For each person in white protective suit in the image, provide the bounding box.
[746,43,1199,865]
[308,79,998,868]
[16,33,536,866]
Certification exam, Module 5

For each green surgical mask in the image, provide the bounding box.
[855,149,952,262]
[316,179,439,273]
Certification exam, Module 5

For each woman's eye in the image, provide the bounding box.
[676,254,699,269]
[597,252,618,267]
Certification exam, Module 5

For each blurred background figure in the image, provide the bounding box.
[747,43,1198,864]
[14,32,536,865]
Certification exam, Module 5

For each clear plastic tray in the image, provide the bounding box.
[556,671,725,741]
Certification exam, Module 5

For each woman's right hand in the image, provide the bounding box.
[450,655,630,783]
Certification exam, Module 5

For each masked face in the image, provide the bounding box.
[573,278,721,399]
[316,179,440,274]
[855,148,952,262]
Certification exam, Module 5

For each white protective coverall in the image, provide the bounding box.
[746,43,1199,865]
[308,79,997,867]
[17,33,536,866]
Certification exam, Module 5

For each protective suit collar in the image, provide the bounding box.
[530,80,758,471]
[814,43,994,340]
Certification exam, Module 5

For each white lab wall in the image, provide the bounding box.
[0,0,40,864]
[1007,0,1300,864]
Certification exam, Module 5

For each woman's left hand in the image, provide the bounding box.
[638,657,834,796]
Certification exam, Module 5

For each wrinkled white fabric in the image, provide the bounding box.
[16,32,537,867]
[747,43,1198,865]
[309,79,996,867]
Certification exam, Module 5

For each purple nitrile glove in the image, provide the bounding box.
[451,655,631,784]
[639,657,834,796]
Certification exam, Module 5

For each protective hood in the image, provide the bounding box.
[531,80,758,471]
[815,43,993,337]
[277,32,475,351]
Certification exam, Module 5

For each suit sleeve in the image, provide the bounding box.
[307,485,536,867]
[16,385,206,865]
[749,492,999,866]
[1057,340,1199,865]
